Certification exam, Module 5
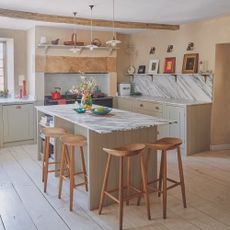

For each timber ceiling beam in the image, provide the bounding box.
[0,8,180,30]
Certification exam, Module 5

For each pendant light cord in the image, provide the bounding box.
[112,0,115,39]
[89,5,94,44]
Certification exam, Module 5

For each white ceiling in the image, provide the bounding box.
[0,0,230,31]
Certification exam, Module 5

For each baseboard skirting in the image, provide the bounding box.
[210,144,230,151]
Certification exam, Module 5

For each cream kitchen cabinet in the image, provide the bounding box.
[2,103,34,144]
[116,97,211,155]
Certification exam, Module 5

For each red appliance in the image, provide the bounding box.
[51,87,61,100]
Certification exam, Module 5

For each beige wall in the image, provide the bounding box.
[211,44,230,147]
[125,16,230,75]
[0,28,27,93]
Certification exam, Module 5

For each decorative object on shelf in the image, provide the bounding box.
[149,47,156,55]
[22,80,27,97]
[86,5,98,51]
[137,65,146,74]
[164,57,176,73]
[18,74,25,98]
[182,53,199,74]
[74,107,86,113]
[40,36,47,44]
[0,89,9,98]
[127,65,136,74]
[148,59,159,74]
[167,45,173,53]
[187,42,194,51]
[51,38,60,45]
[69,76,96,110]
[92,38,102,47]
[106,0,121,47]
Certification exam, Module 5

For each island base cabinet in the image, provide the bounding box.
[3,104,34,143]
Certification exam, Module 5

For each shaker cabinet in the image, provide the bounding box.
[116,97,211,155]
[2,103,34,143]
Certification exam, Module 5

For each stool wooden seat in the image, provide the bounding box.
[98,144,150,230]
[58,134,88,211]
[42,127,66,193]
[139,137,187,219]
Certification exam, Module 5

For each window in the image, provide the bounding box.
[0,42,6,91]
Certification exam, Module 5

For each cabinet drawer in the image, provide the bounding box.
[133,101,163,113]
[117,98,132,111]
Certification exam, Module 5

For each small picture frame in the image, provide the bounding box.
[137,65,146,74]
[164,57,176,73]
[182,53,199,74]
[148,59,159,74]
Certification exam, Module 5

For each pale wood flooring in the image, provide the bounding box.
[0,145,230,230]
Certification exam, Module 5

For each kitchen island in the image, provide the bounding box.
[36,104,170,210]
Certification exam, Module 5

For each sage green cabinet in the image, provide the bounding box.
[3,103,34,143]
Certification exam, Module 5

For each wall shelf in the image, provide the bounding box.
[37,44,118,55]
[126,73,212,82]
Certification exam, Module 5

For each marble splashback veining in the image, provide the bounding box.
[133,74,213,102]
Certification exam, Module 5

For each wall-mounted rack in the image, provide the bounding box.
[37,44,118,55]
[126,73,212,83]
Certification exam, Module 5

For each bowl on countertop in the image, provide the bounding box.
[91,107,112,115]
[73,107,86,113]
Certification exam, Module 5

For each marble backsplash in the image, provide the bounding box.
[45,73,109,96]
[133,74,213,102]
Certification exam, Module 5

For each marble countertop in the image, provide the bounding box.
[36,104,171,134]
[119,96,212,106]
[0,97,36,105]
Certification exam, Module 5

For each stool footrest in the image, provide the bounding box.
[47,161,60,165]
[48,169,60,173]
[104,185,143,204]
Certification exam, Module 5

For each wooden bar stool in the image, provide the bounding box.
[138,137,187,219]
[98,144,150,230]
[58,134,88,211]
[42,127,66,193]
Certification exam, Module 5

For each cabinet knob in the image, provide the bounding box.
[140,104,143,107]
[155,106,159,110]
[16,105,21,109]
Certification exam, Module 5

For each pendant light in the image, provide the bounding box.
[86,5,98,51]
[69,12,82,53]
[106,0,121,47]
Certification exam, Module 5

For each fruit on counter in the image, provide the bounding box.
[94,107,106,113]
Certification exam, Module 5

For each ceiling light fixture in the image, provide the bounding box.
[106,0,121,47]
[86,5,98,51]
[69,12,82,53]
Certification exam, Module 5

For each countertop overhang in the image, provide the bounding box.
[36,104,171,134]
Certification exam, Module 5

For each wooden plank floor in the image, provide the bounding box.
[0,145,230,230]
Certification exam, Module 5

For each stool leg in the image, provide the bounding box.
[69,146,75,211]
[126,157,131,206]
[177,146,187,208]
[137,148,151,206]
[162,150,167,219]
[98,154,112,214]
[58,144,66,199]
[140,153,151,220]
[42,138,47,182]
[80,146,88,192]
[158,151,164,197]
[119,156,124,230]
[43,137,50,193]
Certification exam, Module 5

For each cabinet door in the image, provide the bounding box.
[164,105,185,145]
[117,98,132,111]
[3,104,34,143]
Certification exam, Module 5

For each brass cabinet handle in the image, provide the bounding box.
[155,106,159,110]
[140,104,143,107]
[16,105,22,109]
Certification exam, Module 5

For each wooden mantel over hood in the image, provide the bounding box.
[36,55,117,73]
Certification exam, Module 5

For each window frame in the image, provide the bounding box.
[0,41,7,91]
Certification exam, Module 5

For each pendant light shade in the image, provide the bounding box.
[106,0,121,47]
[86,5,98,51]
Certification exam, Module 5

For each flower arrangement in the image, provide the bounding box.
[69,76,96,96]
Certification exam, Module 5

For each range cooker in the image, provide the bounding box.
[44,95,113,107]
